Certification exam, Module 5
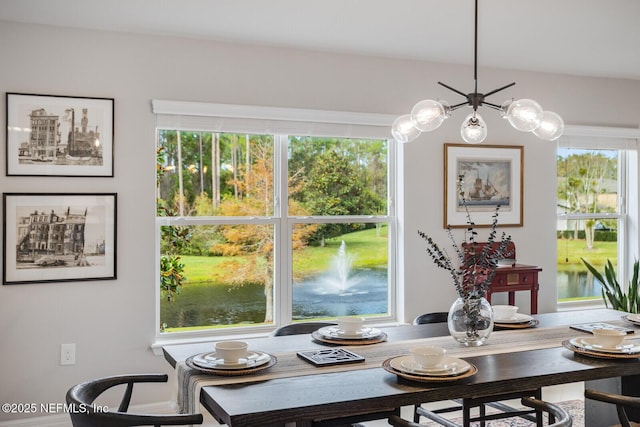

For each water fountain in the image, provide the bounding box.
[291,240,387,319]
[318,241,365,296]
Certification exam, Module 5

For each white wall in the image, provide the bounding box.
[1,20,640,422]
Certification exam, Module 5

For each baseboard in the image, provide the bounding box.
[0,401,176,427]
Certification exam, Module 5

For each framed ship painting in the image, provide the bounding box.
[3,193,117,285]
[5,93,114,176]
[444,143,523,228]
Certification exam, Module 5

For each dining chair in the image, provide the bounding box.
[271,321,399,426]
[271,321,337,336]
[411,312,543,427]
[391,397,572,427]
[584,389,640,427]
[66,373,203,427]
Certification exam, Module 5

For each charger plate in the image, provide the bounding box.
[494,319,539,330]
[562,339,640,360]
[186,352,277,375]
[312,330,387,345]
[382,356,477,383]
[623,314,640,326]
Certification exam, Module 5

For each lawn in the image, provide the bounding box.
[179,226,388,284]
[556,238,617,272]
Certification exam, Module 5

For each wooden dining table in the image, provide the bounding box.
[162,308,640,426]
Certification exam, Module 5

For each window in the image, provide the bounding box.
[556,128,638,306]
[154,102,396,339]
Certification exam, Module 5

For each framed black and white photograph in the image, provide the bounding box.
[6,93,114,176]
[3,193,117,285]
[444,143,523,228]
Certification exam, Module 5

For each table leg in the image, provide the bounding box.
[531,284,539,314]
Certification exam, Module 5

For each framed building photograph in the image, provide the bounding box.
[444,143,523,228]
[3,193,117,285]
[5,93,114,176]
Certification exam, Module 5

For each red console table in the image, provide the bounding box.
[487,264,541,314]
[462,241,541,314]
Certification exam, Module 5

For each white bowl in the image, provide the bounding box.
[410,345,446,368]
[591,328,626,348]
[215,340,248,363]
[336,317,365,334]
[492,305,519,321]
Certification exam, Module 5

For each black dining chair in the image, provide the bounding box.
[584,389,640,427]
[271,321,399,426]
[411,312,543,427]
[390,397,572,427]
[271,321,337,336]
[66,373,203,427]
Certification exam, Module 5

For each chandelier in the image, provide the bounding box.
[392,0,564,144]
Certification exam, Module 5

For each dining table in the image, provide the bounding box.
[162,308,640,427]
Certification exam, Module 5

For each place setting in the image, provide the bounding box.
[563,327,640,359]
[492,305,539,329]
[186,340,277,375]
[383,345,477,383]
[311,317,388,345]
[622,313,640,327]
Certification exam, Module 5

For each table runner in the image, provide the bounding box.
[175,320,632,414]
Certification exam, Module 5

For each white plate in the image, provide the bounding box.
[192,351,271,370]
[317,326,382,340]
[627,314,640,324]
[569,337,640,354]
[493,313,534,324]
[391,355,471,377]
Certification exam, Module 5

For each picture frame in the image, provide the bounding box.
[444,143,523,228]
[3,193,117,285]
[5,93,114,177]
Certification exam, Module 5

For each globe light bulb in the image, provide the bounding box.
[533,111,564,141]
[460,113,487,144]
[505,98,543,132]
[391,114,421,143]
[410,99,449,132]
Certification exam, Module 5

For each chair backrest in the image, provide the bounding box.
[412,312,449,325]
[271,322,337,336]
[66,374,203,427]
[521,397,572,427]
[390,397,571,427]
[585,389,640,427]
[462,241,516,262]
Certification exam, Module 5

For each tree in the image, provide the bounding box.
[301,150,383,244]
[157,146,191,301]
[557,151,617,249]
[211,138,316,323]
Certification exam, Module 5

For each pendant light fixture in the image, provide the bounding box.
[392,0,564,144]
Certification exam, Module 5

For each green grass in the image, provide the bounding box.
[556,238,617,271]
[179,226,388,284]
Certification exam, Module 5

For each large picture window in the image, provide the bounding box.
[154,102,396,338]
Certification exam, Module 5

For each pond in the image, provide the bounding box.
[557,270,603,300]
[160,267,388,329]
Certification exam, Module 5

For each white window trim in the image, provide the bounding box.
[152,102,399,352]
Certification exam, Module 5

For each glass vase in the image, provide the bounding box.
[447,296,494,346]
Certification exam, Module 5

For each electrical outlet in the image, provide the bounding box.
[61,343,76,365]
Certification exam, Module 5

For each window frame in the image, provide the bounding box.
[556,125,640,309]
[153,101,398,346]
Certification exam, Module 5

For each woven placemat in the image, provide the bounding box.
[382,356,477,383]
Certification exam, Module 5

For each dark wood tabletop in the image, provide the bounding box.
[162,308,640,426]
